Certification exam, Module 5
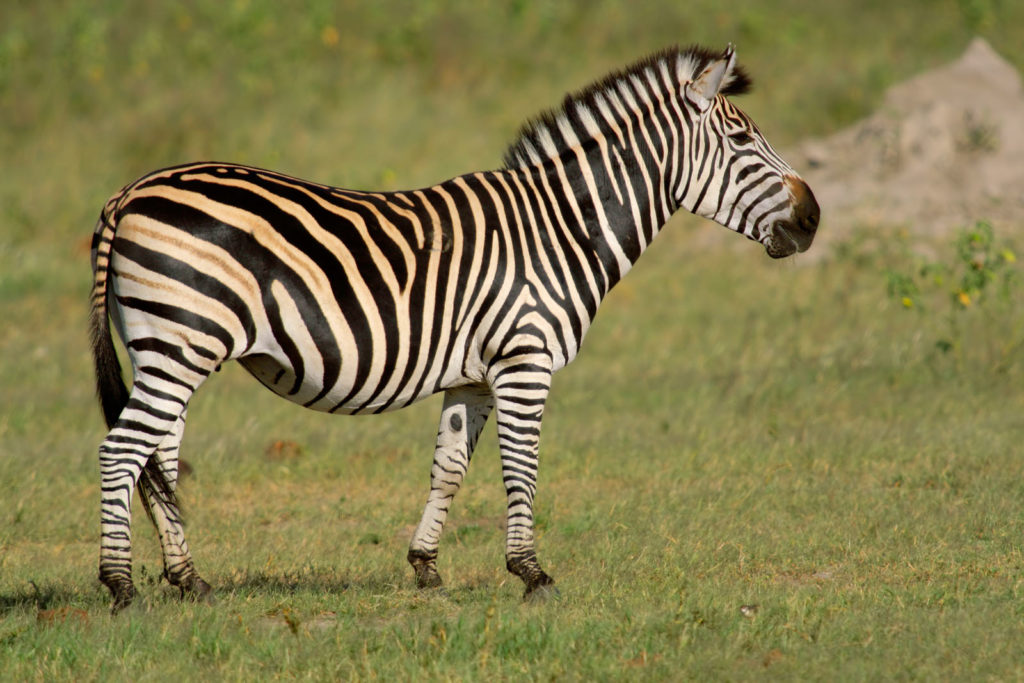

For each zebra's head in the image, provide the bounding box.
[676,46,819,258]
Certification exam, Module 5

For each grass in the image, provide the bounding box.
[3,0,1024,679]
[4,231,1023,680]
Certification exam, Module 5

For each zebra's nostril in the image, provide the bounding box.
[784,175,820,234]
[800,190,820,232]
[802,210,819,232]
[804,199,820,231]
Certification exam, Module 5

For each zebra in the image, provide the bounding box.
[89,44,819,613]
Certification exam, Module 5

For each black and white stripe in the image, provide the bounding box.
[90,45,818,612]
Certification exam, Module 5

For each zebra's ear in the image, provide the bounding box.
[686,46,737,113]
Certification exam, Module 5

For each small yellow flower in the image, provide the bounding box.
[1001,248,1016,263]
[321,25,340,47]
[957,291,971,307]
[901,297,914,308]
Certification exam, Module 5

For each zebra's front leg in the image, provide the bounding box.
[408,385,494,589]
[490,353,557,600]
[137,410,213,604]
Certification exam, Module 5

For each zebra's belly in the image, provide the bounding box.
[237,352,458,415]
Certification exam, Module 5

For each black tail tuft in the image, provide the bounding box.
[90,304,129,430]
[138,458,182,524]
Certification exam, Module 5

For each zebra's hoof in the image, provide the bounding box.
[107,581,138,616]
[180,576,216,605]
[420,584,451,600]
[409,550,444,590]
[414,568,444,590]
[523,578,559,604]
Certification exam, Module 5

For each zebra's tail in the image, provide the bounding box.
[89,200,129,431]
[89,195,180,510]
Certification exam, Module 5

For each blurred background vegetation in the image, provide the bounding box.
[2,0,1021,319]
[3,0,1022,245]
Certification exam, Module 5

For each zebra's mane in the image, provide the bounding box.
[502,45,752,170]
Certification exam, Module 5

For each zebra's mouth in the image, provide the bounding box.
[764,222,813,259]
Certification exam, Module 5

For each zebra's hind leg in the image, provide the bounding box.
[489,352,558,601]
[138,410,213,605]
[99,370,206,614]
[408,384,494,589]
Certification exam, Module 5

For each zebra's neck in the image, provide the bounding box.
[497,110,680,309]
[498,49,732,297]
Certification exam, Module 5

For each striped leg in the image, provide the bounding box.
[98,368,204,613]
[137,410,212,603]
[408,384,494,589]
[490,352,556,600]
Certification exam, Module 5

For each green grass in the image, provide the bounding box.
[4,235,1024,679]
[3,1,1024,680]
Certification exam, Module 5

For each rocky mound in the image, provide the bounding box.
[794,38,1024,248]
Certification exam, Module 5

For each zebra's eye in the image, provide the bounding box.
[729,130,754,146]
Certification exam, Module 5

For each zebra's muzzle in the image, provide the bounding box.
[765,221,814,258]
[765,176,820,259]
